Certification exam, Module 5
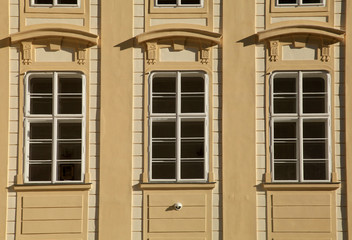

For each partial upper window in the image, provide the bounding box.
[149,71,208,182]
[24,72,85,183]
[276,0,324,6]
[31,0,79,7]
[155,0,202,7]
[270,71,330,182]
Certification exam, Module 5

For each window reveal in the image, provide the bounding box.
[270,71,330,182]
[149,72,208,182]
[24,72,85,183]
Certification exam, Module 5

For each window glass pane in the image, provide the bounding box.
[152,142,176,158]
[57,142,81,160]
[30,122,52,139]
[181,76,204,92]
[57,0,78,4]
[181,161,204,179]
[303,141,326,159]
[34,0,53,4]
[303,77,325,92]
[273,96,296,114]
[58,122,81,139]
[303,95,326,113]
[30,78,52,93]
[274,142,296,159]
[29,143,52,160]
[157,0,177,4]
[29,164,51,181]
[152,121,175,138]
[58,163,81,181]
[58,96,82,114]
[181,0,201,4]
[304,161,326,180]
[181,121,204,137]
[30,97,52,114]
[277,0,297,4]
[181,140,204,158]
[59,77,82,93]
[274,77,296,93]
[181,95,204,113]
[152,162,176,179]
[152,76,176,113]
[302,0,322,4]
[274,122,296,138]
[303,121,325,138]
[274,162,297,180]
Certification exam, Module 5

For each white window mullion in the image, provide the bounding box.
[176,72,181,181]
[52,118,58,183]
[24,120,30,182]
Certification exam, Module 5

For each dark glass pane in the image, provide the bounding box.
[304,161,326,180]
[152,121,175,138]
[274,142,296,159]
[29,143,52,160]
[274,162,297,180]
[58,96,82,114]
[58,163,81,181]
[152,97,176,113]
[153,77,176,92]
[152,142,175,158]
[181,0,201,4]
[303,95,326,113]
[58,142,81,160]
[30,123,52,139]
[181,77,204,92]
[181,96,204,113]
[181,141,204,158]
[302,0,322,4]
[303,121,325,138]
[152,162,176,179]
[30,97,52,114]
[274,122,296,138]
[303,141,326,159]
[303,77,325,92]
[181,161,204,179]
[277,0,297,4]
[34,0,53,4]
[274,78,296,93]
[29,164,51,181]
[274,97,296,113]
[58,0,78,4]
[181,121,204,137]
[58,122,82,139]
[30,78,52,93]
[157,0,177,4]
[59,77,82,93]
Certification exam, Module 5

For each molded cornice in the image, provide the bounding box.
[136,27,222,45]
[257,25,345,43]
[10,27,99,46]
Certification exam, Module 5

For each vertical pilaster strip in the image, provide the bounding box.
[0,0,9,239]
[222,0,257,239]
[345,1,352,239]
[99,0,133,239]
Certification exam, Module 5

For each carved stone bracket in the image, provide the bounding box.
[321,44,330,62]
[146,42,157,65]
[201,47,210,64]
[269,40,279,62]
[21,41,32,65]
[77,48,86,65]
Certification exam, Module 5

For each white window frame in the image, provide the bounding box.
[24,72,86,184]
[270,71,331,182]
[30,0,80,7]
[276,0,325,6]
[155,0,203,8]
[148,71,209,182]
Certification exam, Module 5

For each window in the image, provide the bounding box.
[24,72,85,183]
[31,0,79,7]
[276,0,324,6]
[155,0,202,7]
[149,71,208,182]
[270,71,330,182]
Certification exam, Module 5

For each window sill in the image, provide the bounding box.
[13,183,91,192]
[262,182,340,191]
[140,182,216,190]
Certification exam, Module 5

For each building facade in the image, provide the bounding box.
[0,0,351,239]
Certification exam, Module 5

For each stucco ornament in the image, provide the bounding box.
[21,41,32,65]
[269,40,279,62]
[321,45,330,62]
[77,48,86,65]
[146,42,157,64]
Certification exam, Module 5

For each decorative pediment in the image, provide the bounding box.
[136,28,221,65]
